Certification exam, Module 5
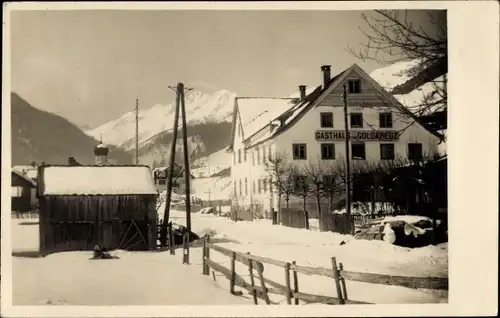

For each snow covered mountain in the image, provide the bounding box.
[86,89,237,150]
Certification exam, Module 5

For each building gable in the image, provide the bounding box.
[313,64,443,141]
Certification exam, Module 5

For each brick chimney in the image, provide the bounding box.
[321,65,331,88]
[299,85,307,100]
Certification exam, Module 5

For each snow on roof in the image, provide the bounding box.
[245,97,316,148]
[13,165,38,179]
[41,166,157,195]
[237,98,298,140]
[370,59,446,115]
[12,170,37,187]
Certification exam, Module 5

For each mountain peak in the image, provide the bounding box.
[86,88,237,149]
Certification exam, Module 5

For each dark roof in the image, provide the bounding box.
[12,170,37,187]
[392,58,447,95]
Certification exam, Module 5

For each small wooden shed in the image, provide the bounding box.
[37,165,158,256]
[11,170,37,213]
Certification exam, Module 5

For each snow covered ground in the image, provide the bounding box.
[168,209,448,304]
[10,217,251,306]
[10,207,448,306]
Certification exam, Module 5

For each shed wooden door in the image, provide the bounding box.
[39,195,156,256]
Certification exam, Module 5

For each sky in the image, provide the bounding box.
[10,9,442,128]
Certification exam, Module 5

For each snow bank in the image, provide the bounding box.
[12,250,250,305]
[41,166,157,195]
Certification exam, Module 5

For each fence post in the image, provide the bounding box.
[182,232,189,264]
[331,257,345,305]
[205,235,210,275]
[304,210,309,230]
[168,223,175,255]
[202,236,207,275]
[247,252,258,305]
[292,261,299,305]
[339,262,348,301]
[230,251,236,295]
[256,261,271,305]
[284,262,292,305]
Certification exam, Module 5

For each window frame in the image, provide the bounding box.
[351,142,366,160]
[408,143,423,161]
[320,143,336,160]
[380,143,395,160]
[348,79,362,94]
[379,112,393,128]
[320,112,334,128]
[292,143,307,160]
[350,112,363,128]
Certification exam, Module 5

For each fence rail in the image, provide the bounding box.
[199,236,448,305]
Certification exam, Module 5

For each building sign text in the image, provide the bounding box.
[315,130,400,142]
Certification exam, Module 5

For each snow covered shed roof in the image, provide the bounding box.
[12,170,37,187]
[13,165,38,180]
[39,165,157,196]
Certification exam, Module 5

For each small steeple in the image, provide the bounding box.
[94,134,109,165]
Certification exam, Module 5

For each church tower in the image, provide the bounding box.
[94,135,109,166]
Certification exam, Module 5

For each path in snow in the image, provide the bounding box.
[11,217,251,306]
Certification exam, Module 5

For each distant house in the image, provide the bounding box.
[12,165,38,182]
[11,170,37,213]
[68,156,82,166]
[152,164,195,194]
[37,165,158,256]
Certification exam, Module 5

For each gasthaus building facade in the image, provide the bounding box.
[227,63,444,217]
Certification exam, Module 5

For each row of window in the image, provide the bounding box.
[293,142,423,161]
[234,146,272,165]
[233,177,273,196]
[320,112,393,129]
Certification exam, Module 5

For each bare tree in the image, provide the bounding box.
[349,10,447,118]
[265,152,296,223]
[303,161,329,230]
[291,168,310,222]
[320,161,345,214]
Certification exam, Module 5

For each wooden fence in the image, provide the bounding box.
[200,236,448,305]
[321,213,355,234]
[230,207,254,222]
[280,208,309,230]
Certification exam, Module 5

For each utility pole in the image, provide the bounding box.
[162,86,181,242]
[179,83,193,264]
[135,98,139,165]
[342,84,352,233]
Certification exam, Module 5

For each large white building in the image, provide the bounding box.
[227,63,444,216]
